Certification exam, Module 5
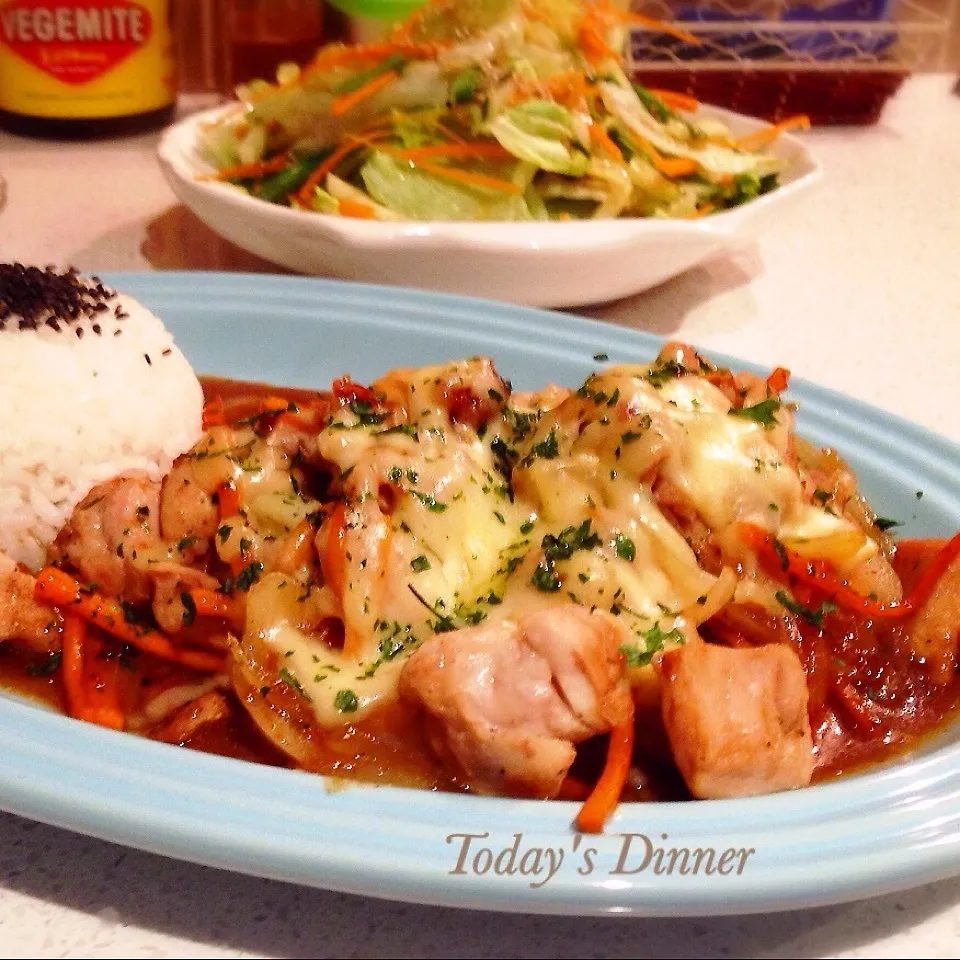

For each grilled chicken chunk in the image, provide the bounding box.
[0,553,58,653]
[659,640,814,799]
[399,605,631,798]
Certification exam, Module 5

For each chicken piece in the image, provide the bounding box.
[52,474,162,602]
[905,552,960,686]
[151,565,221,635]
[152,691,231,745]
[399,606,632,798]
[659,640,813,799]
[0,553,59,653]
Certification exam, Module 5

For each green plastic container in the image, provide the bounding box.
[325,0,427,21]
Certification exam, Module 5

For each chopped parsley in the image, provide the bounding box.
[542,519,601,564]
[279,667,312,703]
[729,398,780,428]
[593,352,609,362]
[407,585,456,632]
[378,423,418,440]
[410,490,447,512]
[531,562,562,592]
[613,533,636,562]
[334,689,359,713]
[25,651,62,677]
[532,520,601,592]
[410,555,431,572]
[520,520,535,535]
[620,621,683,668]
[180,591,197,627]
[772,538,790,572]
[222,561,264,594]
[813,489,831,505]
[874,517,902,532]
[522,429,559,465]
[776,590,838,627]
[348,399,387,426]
[644,359,685,388]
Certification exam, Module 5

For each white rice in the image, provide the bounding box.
[0,282,203,570]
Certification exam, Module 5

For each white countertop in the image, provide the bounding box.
[1,75,959,958]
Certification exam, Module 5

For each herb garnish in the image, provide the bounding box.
[730,398,781,428]
[180,591,197,627]
[776,590,838,627]
[334,689,359,713]
[25,651,62,677]
[874,517,902,532]
[279,667,312,702]
[613,533,636,562]
[620,622,683,667]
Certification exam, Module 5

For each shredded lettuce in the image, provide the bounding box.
[487,101,589,176]
[360,151,534,221]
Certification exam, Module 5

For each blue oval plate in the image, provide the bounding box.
[3,272,959,917]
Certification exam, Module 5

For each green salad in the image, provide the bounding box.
[201,0,808,222]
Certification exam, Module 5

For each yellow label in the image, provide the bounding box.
[0,0,176,119]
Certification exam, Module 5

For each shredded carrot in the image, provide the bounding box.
[577,19,615,64]
[391,142,513,162]
[648,87,700,113]
[217,482,241,519]
[738,524,913,620]
[34,568,226,674]
[81,633,125,731]
[260,396,292,415]
[903,530,960,612]
[833,678,883,733]
[211,153,290,182]
[295,138,370,206]
[589,123,622,160]
[557,775,592,801]
[656,155,699,178]
[320,503,348,601]
[330,70,399,118]
[736,115,811,152]
[618,11,701,46]
[202,396,225,429]
[411,159,523,194]
[338,198,378,219]
[576,702,636,833]
[429,117,468,145]
[766,366,791,394]
[61,615,88,718]
[188,588,245,624]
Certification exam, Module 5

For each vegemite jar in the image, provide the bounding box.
[0,0,177,138]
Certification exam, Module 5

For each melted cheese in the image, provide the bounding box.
[248,357,885,728]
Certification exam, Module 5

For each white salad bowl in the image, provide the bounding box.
[158,104,821,308]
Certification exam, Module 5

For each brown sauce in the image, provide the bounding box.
[2,374,958,804]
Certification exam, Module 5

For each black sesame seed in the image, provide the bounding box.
[161,348,172,357]
[144,353,152,365]
[0,262,119,332]
[75,326,84,339]
[92,323,101,335]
